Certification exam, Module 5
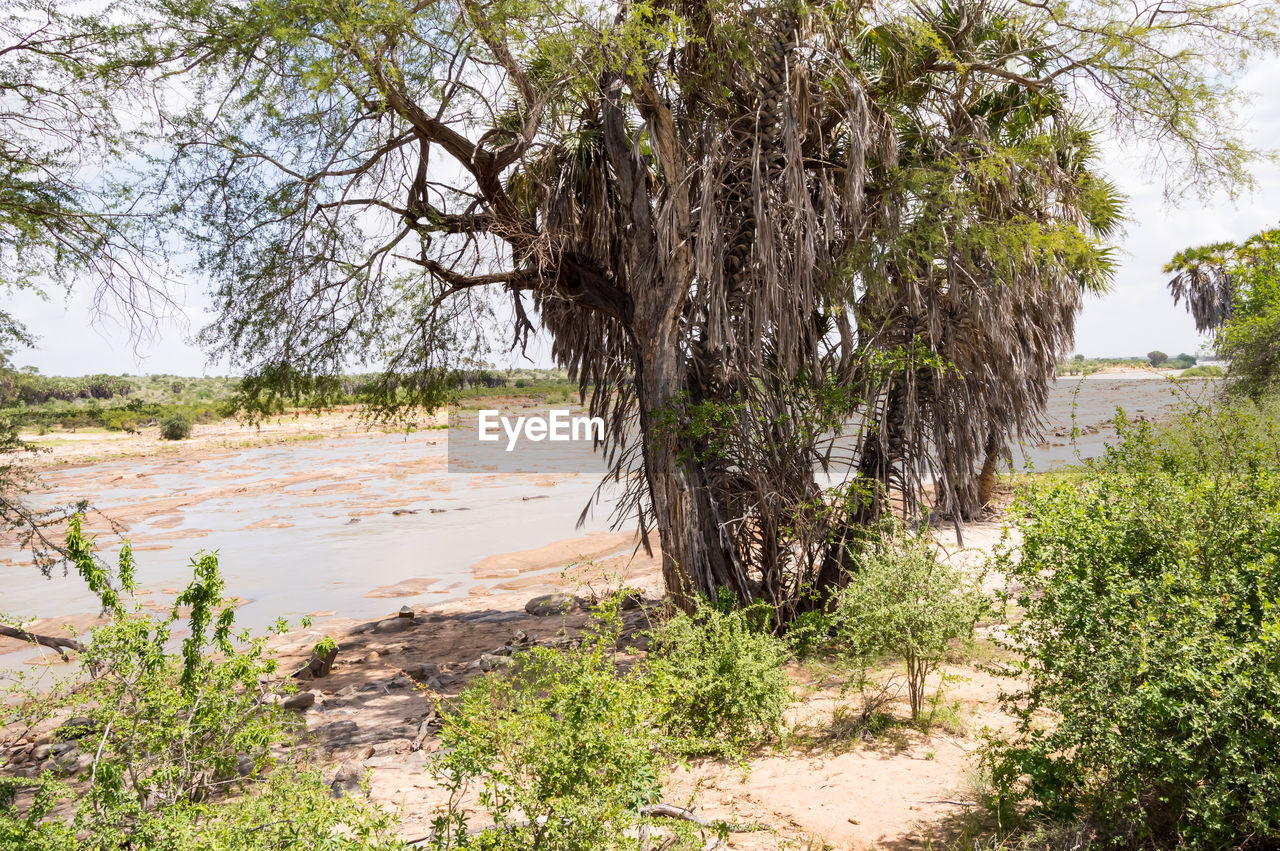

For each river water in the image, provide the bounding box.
[0,375,1212,668]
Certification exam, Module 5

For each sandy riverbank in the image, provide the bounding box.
[2,515,1015,850]
[0,496,1016,850]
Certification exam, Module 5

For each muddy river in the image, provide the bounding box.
[0,374,1212,668]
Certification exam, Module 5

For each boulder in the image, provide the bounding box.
[479,653,515,672]
[57,716,94,740]
[50,748,83,774]
[317,720,360,741]
[293,643,338,680]
[50,741,77,757]
[408,662,441,681]
[373,617,413,634]
[524,593,576,617]
[397,605,414,619]
[281,690,316,712]
[330,760,365,799]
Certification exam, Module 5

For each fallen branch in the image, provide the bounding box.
[405,804,770,846]
[640,803,770,832]
[0,624,83,659]
[915,799,980,807]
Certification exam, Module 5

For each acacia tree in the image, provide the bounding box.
[146,0,1275,609]
[0,0,164,570]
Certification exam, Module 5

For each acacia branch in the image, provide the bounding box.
[0,624,83,658]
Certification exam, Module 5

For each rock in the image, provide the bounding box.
[618,592,644,611]
[373,617,412,634]
[317,720,360,741]
[416,712,439,741]
[50,741,77,757]
[387,675,414,689]
[397,605,414,618]
[281,691,316,711]
[330,760,365,798]
[511,630,530,645]
[466,611,526,625]
[293,643,338,680]
[408,662,441,681]
[524,593,576,617]
[391,509,419,516]
[345,517,361,525]
[624,634,652,653]
[363,651,381,663]
[51,748,82,774]
[57,716,94,740]
[479,653,515,672]
[358,744,376,760]
[30,743,51,761]
[236,754,257,777]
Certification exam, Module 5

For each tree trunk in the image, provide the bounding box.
[974,433,1001,509]
[633,333,745,611]
[950,429,1002,520]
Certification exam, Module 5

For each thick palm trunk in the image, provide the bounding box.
[950,430,1002,520]
[633,333,745,611]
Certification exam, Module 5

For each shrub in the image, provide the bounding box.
[0,769,406,851]
[646,593,792,757]
[833,532,987,722]
[1178,364,1224,378]
[985,400,1280,847]
[160,411,192,440]
[429,607,700,850]
[0,518,403,850]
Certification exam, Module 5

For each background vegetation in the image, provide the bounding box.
[0,364,579,434]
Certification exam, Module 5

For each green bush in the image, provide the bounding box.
[429,607,700,850]
[0,518,404,850]
[647,593,792,757]
[160,411,193,440]
[0,770,405,851]
[1178,364,1224,378]
[833,532,987,722]
[986,400,1280,847]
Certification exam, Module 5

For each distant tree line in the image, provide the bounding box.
[0,368,134,406]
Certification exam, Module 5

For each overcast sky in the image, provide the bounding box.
[10,58,1280,377]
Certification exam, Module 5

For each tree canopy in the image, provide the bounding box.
[1,0,1276,606]
[135,0,1275,609]
[1167,226,1280,398]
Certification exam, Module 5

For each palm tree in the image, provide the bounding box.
[842,0,1124,527]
